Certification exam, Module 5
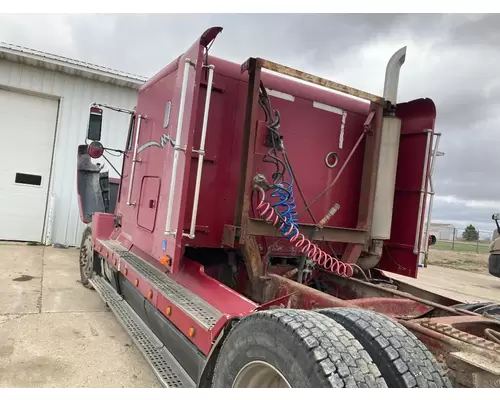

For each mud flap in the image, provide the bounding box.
[76,144,105,223]
[377,98,436,278]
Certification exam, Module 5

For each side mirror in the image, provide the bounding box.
[87,106,103,141]
[493,214,500,235]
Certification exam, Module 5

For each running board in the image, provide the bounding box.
[90,275,195,388]
[97,239,223,330]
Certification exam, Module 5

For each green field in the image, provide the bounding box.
[433,240,490,254]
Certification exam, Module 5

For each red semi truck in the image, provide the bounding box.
[77,27,500,388]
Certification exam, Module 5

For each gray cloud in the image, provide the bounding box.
[1,13,499,230]
[432,195,498,233]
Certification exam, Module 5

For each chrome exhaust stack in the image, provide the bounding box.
[370,47,406,240]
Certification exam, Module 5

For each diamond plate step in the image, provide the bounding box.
[90,275,195,388]
[97,239,223,330]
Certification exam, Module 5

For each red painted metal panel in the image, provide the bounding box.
[251,96,368,229]
[92,212,115,239]
[137,176,160,232]
[111,27,379,273]
[248,104,368,257]
[115,67,178,255]
[177,259,257,316]
[181,74,241,246]
[378,98,436,278]
[177,57,369,255]
[151,28,222,273]
[111,28,223,272]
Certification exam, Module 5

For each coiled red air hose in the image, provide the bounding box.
[255,187,354,278]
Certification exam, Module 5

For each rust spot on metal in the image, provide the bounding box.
[247,218,367,244]
[401,318,500,387]
[347,297,432,319]
[265,273,351,309]
[222,224,237,248]
[335,274,478,317]
[240,57,253,73]
[241,235,264,282]
[419,318,500,353]
[255,291,299,311]
[257,58,385,105]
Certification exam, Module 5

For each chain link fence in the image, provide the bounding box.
[431,226,494,254]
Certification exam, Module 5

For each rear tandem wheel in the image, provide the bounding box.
[317,308,452,388]
[211,308,388,388]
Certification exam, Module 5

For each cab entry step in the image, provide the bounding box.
[98,239,223,330]
[89,275,195,388]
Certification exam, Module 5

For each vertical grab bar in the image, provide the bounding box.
[165,58,193,235]
[420,133,441,266]
[127,114,143,206]
[183,65,215,239]
[414,129,433,254]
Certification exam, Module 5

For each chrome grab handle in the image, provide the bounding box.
[183,65,215,239]
[164,58,194,236]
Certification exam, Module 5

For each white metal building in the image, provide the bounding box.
[0,43,147,246]
[427,223,455,241]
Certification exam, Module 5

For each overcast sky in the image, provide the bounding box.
[1,13,498,232]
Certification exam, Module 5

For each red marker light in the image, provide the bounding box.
[90,106,102,115]
[88,141,104,159]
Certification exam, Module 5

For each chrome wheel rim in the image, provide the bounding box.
[232,360,291,388]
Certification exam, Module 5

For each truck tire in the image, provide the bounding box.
[317,308,452,388]
[79,225,97,289]
[211,308,387,388]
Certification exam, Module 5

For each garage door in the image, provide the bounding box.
[0,89,58,242]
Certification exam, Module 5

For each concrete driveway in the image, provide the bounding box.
[386,264,500,304]
[0,243,160,388]
[4,243,500,388]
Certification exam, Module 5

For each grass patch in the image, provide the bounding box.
[433,240,490,254]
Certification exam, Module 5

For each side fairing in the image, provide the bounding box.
[377,98,437,278]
